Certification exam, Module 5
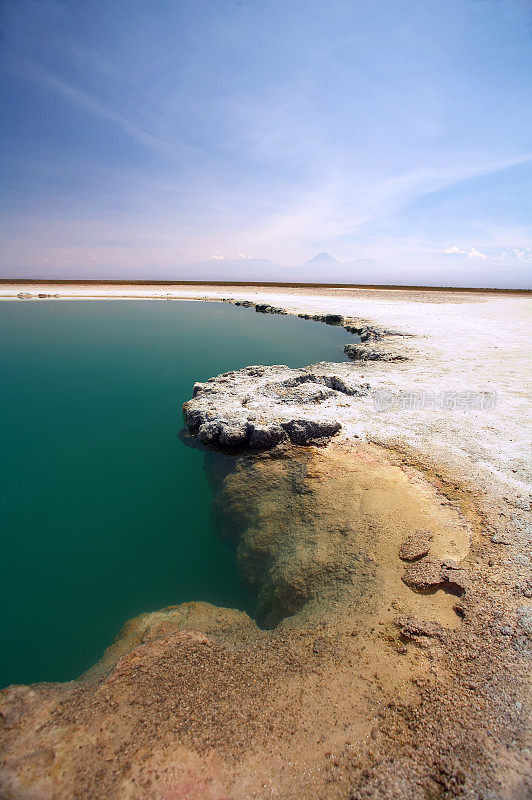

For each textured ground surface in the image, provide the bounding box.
[0,284,530,799]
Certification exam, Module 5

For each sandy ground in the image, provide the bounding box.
[0,283,530,799]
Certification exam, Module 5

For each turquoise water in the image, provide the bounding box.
[0,300,351,687]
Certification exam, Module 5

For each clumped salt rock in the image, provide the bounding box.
[440,562,470,593]
[402,557,470,595]
[255,304,285,314]
[342,324,383,341]
[261,380,336,404]
[344,344,406,362]
[197,420,223,445]
[394,615,444,639]
[281,419,341,445]
[248,423,286,448]
[183,364,368,451]
[402,557,444,590]
[218,422,249,447]
[399,530,433,561]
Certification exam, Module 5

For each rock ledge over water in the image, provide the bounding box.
[183,364,370,448]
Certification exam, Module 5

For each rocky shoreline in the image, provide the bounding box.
[181,297,411,452]
[1,288,530,800]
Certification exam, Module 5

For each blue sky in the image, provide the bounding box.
[1,0,531,286]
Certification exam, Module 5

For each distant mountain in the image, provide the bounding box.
[285,252,341,282]
[302,252,341,267]
[186,253,390,284]
[286,253,389,284]
[188,254,390,285]
[15,253,393,285]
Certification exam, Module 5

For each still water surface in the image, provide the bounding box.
[0,300,351,686]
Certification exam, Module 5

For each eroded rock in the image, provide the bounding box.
[248,422,287,448]
[402,557,444,590]
[183,365,369,450]
[440,560,470,593]
[255,304,285,314]
[402,557,470,595]
[281,418,341,444]
[218,422,250,447]
[394,615,444,639]
[344,344,407,362]
[342,324,383,341]
[399,530,433,561]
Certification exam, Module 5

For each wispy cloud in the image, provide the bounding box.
[467,248,487,261]
[444,246,487,260]
[500,248,532,263]
[6,57,191,159]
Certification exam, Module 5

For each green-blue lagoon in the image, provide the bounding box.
[0,300,351,687]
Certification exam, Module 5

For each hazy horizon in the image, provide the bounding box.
[1,0,531,289]
[3,250,531,290]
